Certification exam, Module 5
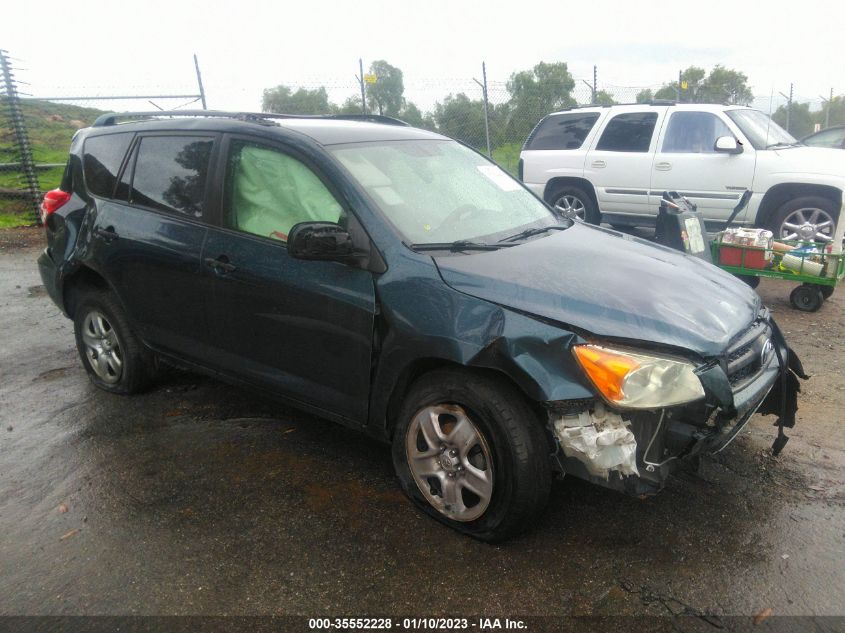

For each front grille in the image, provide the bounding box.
[725,319,772,388]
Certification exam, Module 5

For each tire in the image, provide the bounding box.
[789,284,824,312]
[817,285,834,300]
[769,196,839,243]
[73,289,155,394]
[546,185,600,224]
[737,274,760,289]
[391,368,551,542]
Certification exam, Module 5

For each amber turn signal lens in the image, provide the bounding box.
[572,345,640,403]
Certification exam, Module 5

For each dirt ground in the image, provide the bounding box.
[1,226,843,626]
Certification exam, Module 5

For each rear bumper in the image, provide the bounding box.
[37,247,66,316]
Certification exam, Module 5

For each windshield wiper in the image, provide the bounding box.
[499,224,571,243]
[408,240,517,252]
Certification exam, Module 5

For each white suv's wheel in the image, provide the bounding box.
[546,185,600,224]
[771,196,838,243]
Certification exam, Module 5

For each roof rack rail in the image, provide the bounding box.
[550,100,680,114]
[92,110,409,128]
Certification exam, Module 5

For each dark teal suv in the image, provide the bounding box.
[37,111,802,541]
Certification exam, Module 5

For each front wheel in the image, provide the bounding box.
[770,196,839,243]
[392,369,551,542]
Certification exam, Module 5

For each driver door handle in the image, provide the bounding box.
[94,226,119,242]
[204,256,237,274]
[655,162,672,171]
[591,160,606,169]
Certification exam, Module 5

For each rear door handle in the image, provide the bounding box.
[94,226,119,242]
[204,256,237,274]
[655,162,672,171]
[591,160,607,169]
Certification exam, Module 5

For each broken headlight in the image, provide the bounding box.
[572,344,705,409]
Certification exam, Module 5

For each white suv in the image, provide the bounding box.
[520,103,845,242]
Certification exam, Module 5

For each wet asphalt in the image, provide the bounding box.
[1,237,843,621]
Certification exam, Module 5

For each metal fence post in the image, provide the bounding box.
[473,62,492,158]
[193,54,207,110]
[0,49,41,224]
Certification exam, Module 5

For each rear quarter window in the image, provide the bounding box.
[595,112,658,152]
[82,133,134,198]
[525,113,600,150]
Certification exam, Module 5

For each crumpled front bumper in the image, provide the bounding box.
[547,313,796,496]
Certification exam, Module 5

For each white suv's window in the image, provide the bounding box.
[595,112,658,152]
[661,112,733,153]
[525,113,600,150]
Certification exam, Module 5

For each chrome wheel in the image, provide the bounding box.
[405,404,494,522]
[780,206,835,242]
[81,310,123,384]
[553,194,586,221]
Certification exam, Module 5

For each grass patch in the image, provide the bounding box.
[0,212,35,229]
[492,143,522,177]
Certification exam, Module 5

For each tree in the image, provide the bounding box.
[399,102,425,127]
[367,60,405,117]
[506,61,576,141]
[337,95,364,115]
[594,90,616,106]
[700,65,753,105]
[652,66,752,105]
[433,93,488,149]
[636,89,654,104]
[772,102,814,138]
[262,85,335,114]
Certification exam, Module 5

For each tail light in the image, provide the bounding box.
[40,189,71,225]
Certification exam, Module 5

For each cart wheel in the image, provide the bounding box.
[816,285,834,300]
[790,284,824,312]
[737,275,760,289]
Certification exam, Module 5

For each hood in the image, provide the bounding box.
[759,145,845,178]
[433,224,760,357]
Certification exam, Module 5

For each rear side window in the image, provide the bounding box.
[596,112,658,152]
[129,136,214,218]
[525,113,600,150]
[82,133,133,198]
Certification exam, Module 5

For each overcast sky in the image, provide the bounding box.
[3,0,842,113]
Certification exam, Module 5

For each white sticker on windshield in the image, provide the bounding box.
[477,165,521,192]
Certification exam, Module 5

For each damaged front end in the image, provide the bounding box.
[547,310,808,496]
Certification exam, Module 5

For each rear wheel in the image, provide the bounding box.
[73,290,155,394]
[789,284,824,312]
[546,185,600,224]
[392,369,551,542]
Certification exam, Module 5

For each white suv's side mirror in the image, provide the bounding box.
[714,136,743,154]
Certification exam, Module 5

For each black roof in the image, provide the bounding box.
[88,110,444,145]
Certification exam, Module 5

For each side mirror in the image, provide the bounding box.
[287,222,355,261]
[714,136,743,154]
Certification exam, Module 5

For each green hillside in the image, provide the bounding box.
[1,100,103,225]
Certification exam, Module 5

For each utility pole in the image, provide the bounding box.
[677,69,682,102]
[593,65,597,105]
[355,58,367,115]
[472,62,492,157]
[193,54,207,110]
[824,87,833,129]
[0,49,41,223]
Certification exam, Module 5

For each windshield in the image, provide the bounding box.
[726,109,797,150]
[328,140,557,245]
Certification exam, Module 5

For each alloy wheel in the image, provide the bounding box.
[779,206,836,242]
[553,194,586,220]
[81,310,123,384]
